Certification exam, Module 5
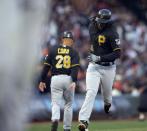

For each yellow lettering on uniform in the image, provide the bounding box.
[58,48,60,54]
[55,55,71,69]
[58,48,69,54]
[56,55,63,68]
[66,49,69,54]
[98,35,106,46]
[63,55,71,68]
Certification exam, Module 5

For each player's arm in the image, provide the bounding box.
[70,50,80,85]
[39,55,51,92]
[89,20,98,46]
[100,32,121,62]
[100,50,121,62]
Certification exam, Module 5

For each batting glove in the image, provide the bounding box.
[87,53,101,63]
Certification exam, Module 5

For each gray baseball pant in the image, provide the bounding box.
[79,62,116,122]
[51,75,74,130]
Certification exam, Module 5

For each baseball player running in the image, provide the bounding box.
[78,9,121,131]
[39,31,80,131]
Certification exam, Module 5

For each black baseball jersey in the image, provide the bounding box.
[44,44,80,76]
[89,20,121,62]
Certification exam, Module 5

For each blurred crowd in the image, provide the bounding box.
[39,0,147,96]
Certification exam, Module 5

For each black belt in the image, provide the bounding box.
[52,73,70,76]
[96,62,115,66]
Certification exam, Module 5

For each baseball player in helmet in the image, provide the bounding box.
[78,9,121,131]
[39,31,80,131]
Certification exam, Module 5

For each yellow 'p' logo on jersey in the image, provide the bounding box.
[98,35,106,46]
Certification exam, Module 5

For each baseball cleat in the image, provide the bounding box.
[64,129,71,131]
[78,120,88,131]
[104,103,111,114]
[51,120,58,131]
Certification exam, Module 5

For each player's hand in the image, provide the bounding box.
[87,53,101,63]
[39,82,46,92]
[69,82,76,90]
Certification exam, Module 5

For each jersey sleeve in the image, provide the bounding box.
[41,50,53,82]
[71,50,80,68]
[89,21,97,44]
[110,31,121,51]
[44,50,53,66]
[70,50,80,82]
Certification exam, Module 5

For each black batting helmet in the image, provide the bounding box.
[62,31,73,39]
[96,9,112,24]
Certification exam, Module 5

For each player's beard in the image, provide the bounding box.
[0,0,50,131]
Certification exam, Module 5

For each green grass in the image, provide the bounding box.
[27,120,147,131]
